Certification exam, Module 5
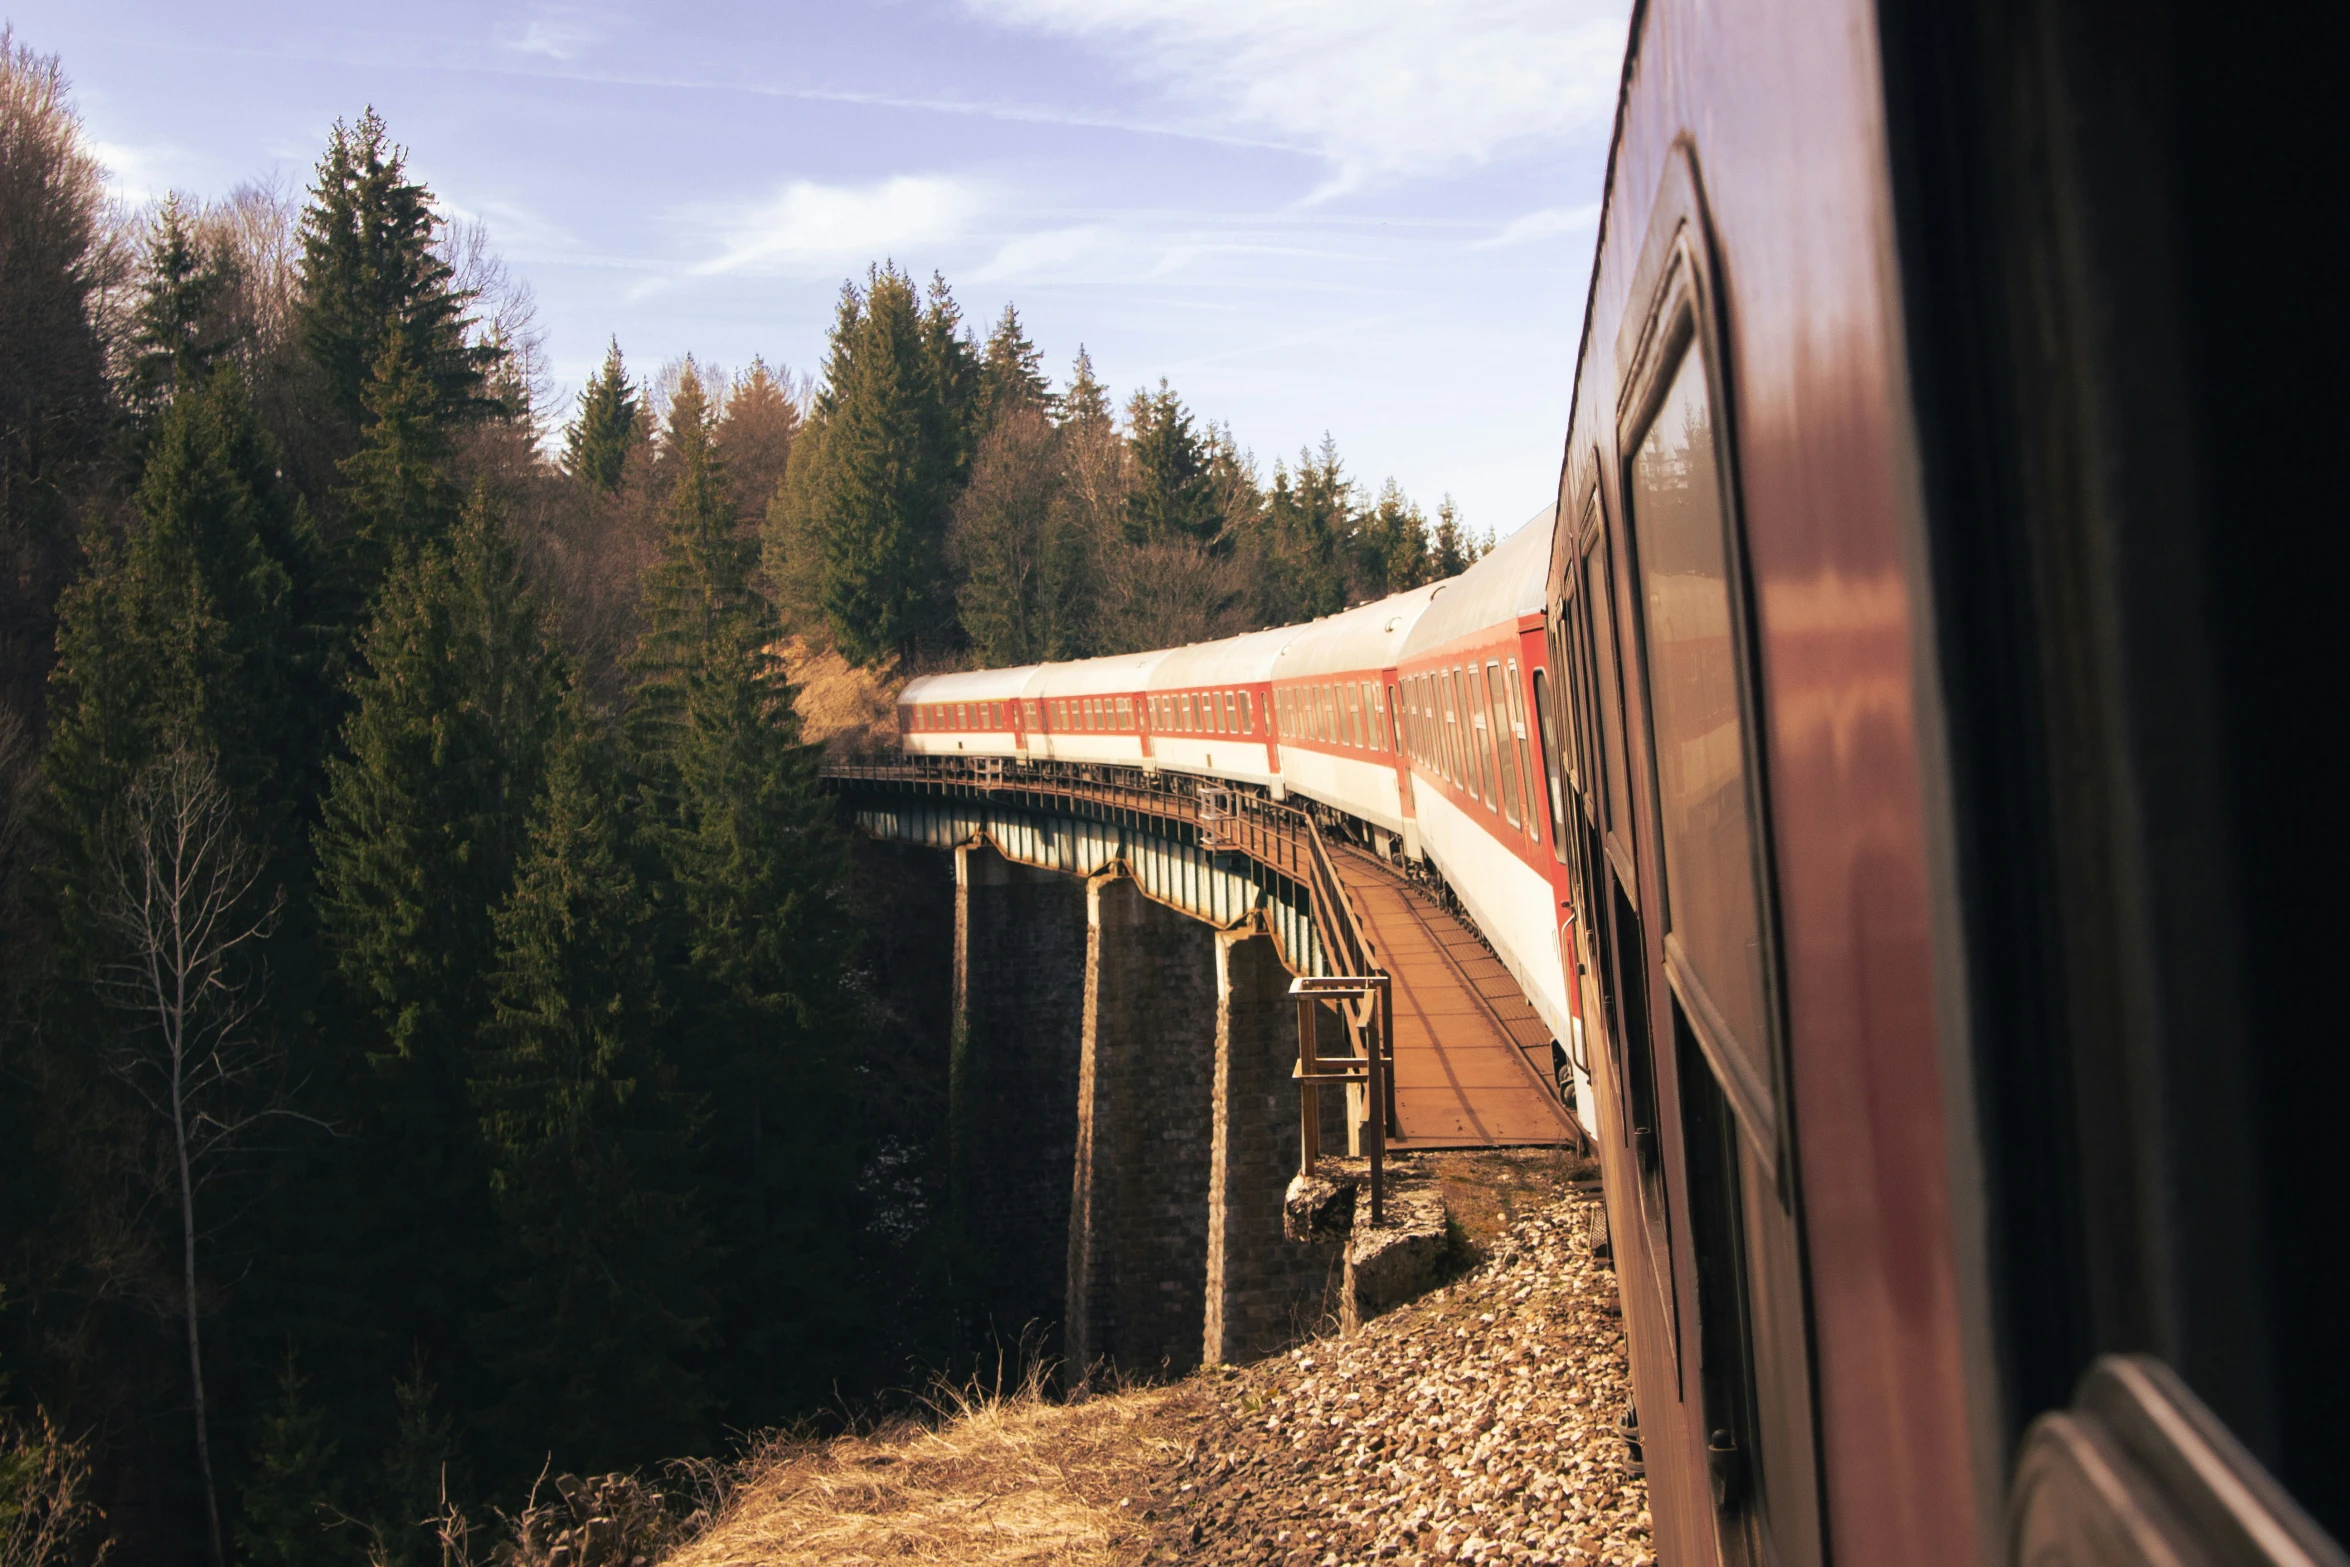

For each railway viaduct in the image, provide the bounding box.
[824,757,1581,1382]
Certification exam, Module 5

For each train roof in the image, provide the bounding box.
[1148,622,1311,690]
[1274,582,1444,680]
[901,665,1040,704]
[1022,646,1174,700]
[1398,504,1555,661]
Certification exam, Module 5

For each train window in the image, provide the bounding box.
[1486,662,1522,826]
[1584,536,1636,882]
[1459,670,1481,797]
[1507,660,1539,838]
[1438,676,1457,798]
[1628,343,1773,1114]
[1219,691,1232,733]
[1436,672,1457,786]
[1533,669,1571,863]
[1472,666,1506,817]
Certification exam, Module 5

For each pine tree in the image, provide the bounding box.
[46,366,301,856]
[369,1358,467,1567]
[562,338,639,497]
[794,266,967,664]
[976,303,1050,432]
[336,327,461,604]
[471,691,710,1470]
[1355,478,1433,597]
[1058,344,1113,431]
[1246,439,1352,626]
[920,272,981,485]
[127,195,243,419]
[625,362,749,786]
[1123,380,1220,547]
[296,109,496,447]
[626,358,862,1423]
[312,488,562,1384]
[238,1350,342,1567]
[1431,496,1478,577]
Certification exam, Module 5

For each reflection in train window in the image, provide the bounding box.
[1584,538,1635,875]
[1630,346,1772,1106]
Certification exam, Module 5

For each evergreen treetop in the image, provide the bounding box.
[976,303,1050,430]
[1124,380,1220,548]
[563,338,640,497]
[1059,345,1114,431]
[296,109,498,444]
[626,361,759,783]
[799,265,967,665]
[127,195,243,418]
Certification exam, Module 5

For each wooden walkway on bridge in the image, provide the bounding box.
[1327,846,1580,1150]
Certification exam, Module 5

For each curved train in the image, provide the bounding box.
[899,0,2348,1556]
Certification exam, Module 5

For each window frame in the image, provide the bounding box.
[1615,218,1791,1178]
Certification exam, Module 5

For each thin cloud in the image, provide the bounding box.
[503,8,601,61]
[91,139,192,203]
[963,0,1631,195]
[690,174,986,278]
[1476,202,1600,249]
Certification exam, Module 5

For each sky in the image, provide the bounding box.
[13,0,1631,533]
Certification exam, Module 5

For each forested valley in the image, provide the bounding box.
[1,31,1484,1564]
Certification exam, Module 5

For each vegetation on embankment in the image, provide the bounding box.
[675,1151,1649,1567]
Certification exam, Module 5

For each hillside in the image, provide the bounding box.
[671,1151,1652,1567]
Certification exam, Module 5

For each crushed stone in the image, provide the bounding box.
[1134,1167,1652,1567]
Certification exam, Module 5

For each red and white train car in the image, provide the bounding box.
[900,665,1035,757]
[1269,584,1439,856]
[1391,508,1591,1132]
[1143,625,1296,791]
[1019,649,1168,768]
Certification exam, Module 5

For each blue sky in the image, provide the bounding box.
[15,0,1630,532]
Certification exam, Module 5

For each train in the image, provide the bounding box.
[901,0,2349,1556]
[901,508,1591,1129]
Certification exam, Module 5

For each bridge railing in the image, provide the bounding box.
[821,753,1395,1223]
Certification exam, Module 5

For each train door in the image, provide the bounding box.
[1614,159,1821,1567]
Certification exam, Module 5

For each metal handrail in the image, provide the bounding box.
[822,752,1399,1221]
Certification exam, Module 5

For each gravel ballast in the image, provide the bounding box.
[1139,1153,1653,1567]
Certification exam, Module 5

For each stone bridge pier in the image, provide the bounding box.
[950,841,1342,1384]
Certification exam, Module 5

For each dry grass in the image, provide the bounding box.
[666,1370,1179,1567]
[778,635,902,757]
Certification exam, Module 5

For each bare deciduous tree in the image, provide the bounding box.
[91,746,287,1567]
[0,1397,109,1566]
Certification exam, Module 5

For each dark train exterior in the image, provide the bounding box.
[900,0,2347,1556]
[1546,0,2347,1559]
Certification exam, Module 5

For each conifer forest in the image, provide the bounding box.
[0,33,1486,1563]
